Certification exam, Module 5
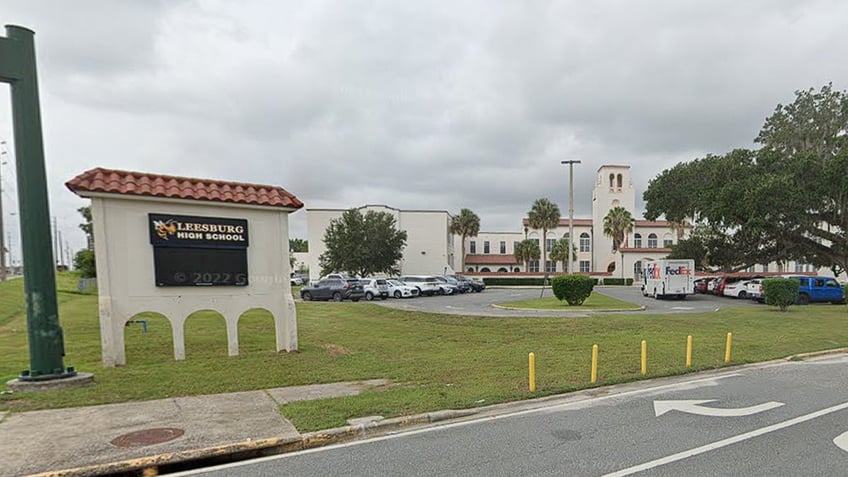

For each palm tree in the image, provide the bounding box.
[513,239,540,272]
[550,238,577,273]
[449,208,481,273]
[527,198,561,273]
[603,206,635,252]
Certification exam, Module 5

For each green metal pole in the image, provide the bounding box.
[1,25,74,380]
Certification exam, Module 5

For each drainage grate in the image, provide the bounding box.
[110,427,185,448]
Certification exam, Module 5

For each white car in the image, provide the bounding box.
[722,280,751,298]
[399,275,442,296]
[360,278,390,301]
[387,279,420,298]
[745,279,764,301]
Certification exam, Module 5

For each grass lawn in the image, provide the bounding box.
[1,273,847,432]
[497,291,642,310]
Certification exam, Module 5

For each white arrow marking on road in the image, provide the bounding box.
[654,399,784,417]
[670,307,694,310]
[835,431,848,453]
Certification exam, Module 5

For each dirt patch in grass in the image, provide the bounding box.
[322,344,356,357]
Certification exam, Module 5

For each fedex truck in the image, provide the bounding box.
[641,259,695,299]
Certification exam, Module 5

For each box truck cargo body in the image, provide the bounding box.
[641,259,695,299]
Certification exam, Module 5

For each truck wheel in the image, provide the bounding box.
[798,294,810,305]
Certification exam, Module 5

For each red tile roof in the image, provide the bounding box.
[522,218,594,227]
[465,254,518,265]
[66,168,304,209]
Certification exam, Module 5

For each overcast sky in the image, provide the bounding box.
[2,0,847,263]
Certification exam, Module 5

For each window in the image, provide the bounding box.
[500,241,507,254]
[529,260,540,272]
[633,233,642,248]
[545,261,556,273]
[579,260,590,273]
[483,241,490,254]
[480,267,491,272]
[616,173,623,189]
[663,237,673,247]
[513,241,520,254]
[513,267,520,273]
[579,232,590,252]
[497,267,508,273]
[609,173,614,188]
[762,264,769,272]
[546,238,556,252]
[647,233,658,248]
[469,241,476,254]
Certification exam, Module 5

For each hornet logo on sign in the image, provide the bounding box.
[153,219,178,240]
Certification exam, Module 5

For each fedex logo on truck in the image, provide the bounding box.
[645,263,691,278]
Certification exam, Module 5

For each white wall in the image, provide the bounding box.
[90,194,297,367]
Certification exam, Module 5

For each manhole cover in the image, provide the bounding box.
[111,427,185,448]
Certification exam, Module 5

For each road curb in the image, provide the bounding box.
[30,409,479,476]
[490,303,645,313]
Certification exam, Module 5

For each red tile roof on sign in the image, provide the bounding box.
[65,168,304,209]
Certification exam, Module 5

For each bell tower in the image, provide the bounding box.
[592,165,636,272]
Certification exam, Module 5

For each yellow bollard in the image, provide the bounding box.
[725,332,733,363]
[641,340,647,376]
[591,344,599,383]
[529,352,536,392]
[686,335,693,367]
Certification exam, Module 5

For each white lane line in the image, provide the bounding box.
[603,400,848,477]
[835,431,848,453]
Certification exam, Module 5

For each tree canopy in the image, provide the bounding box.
[289,238,308,252]
[513,239,540,271]
[527,198,560,272]
[644,84,848,275]
[549,238,576,273]
[450,208,480,272]
[602,206,635,252]
[319,209,407,277]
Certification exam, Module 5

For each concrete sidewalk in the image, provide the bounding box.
[0,380,388,477]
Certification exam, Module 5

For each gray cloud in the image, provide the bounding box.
[1,0,847,255]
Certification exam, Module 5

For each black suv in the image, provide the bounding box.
[300,278,365,302]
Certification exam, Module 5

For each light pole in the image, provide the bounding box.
[561,160,581,274]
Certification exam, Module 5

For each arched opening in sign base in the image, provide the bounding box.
[237,308,276,355]
[123,312,173,366]
[183,309,228,359]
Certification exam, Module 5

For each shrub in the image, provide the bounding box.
[551,275,595,305]
[762,278,799,312]
[73,249,96,278]
[602,278,634,286]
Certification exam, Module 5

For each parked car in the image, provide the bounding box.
[360,278,390,301]
[785,275,845,304]
[693,277,710,294]
[386,279,420,298]
[290,273,307,286]
[441,275,469,293]
[432,276,458,295]
[300,278,364,302]
[453,274,486,292]
[712,276,739,296]
[745,279,764,302]
[722,279,753,298]
[399,275,443,296]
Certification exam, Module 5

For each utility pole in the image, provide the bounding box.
[0,142,6,281]
[561,160,581,274]
[0,25,76,381]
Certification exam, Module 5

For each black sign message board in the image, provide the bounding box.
[148,213,249,287]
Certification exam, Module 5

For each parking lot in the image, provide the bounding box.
[373,285,759,317]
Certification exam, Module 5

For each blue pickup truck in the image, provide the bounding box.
[785,275,845,304]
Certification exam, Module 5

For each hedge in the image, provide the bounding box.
[601,278,634,286]
[482,276,600,286]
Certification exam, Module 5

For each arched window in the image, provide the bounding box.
[647,233,658,248]
[607,262,616,273]
[497,267,508,273]
[663,233,673,247]
[480,267,491,272]
[466,267,475,272]
[634,260,643,280]
[513,267,520,273]
[616,173,623,189]
[609,173,615,188]
[634,233,642,248]
[579,232,590,252]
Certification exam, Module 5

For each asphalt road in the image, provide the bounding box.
[374,286,759,316]
[174,354,848,476]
